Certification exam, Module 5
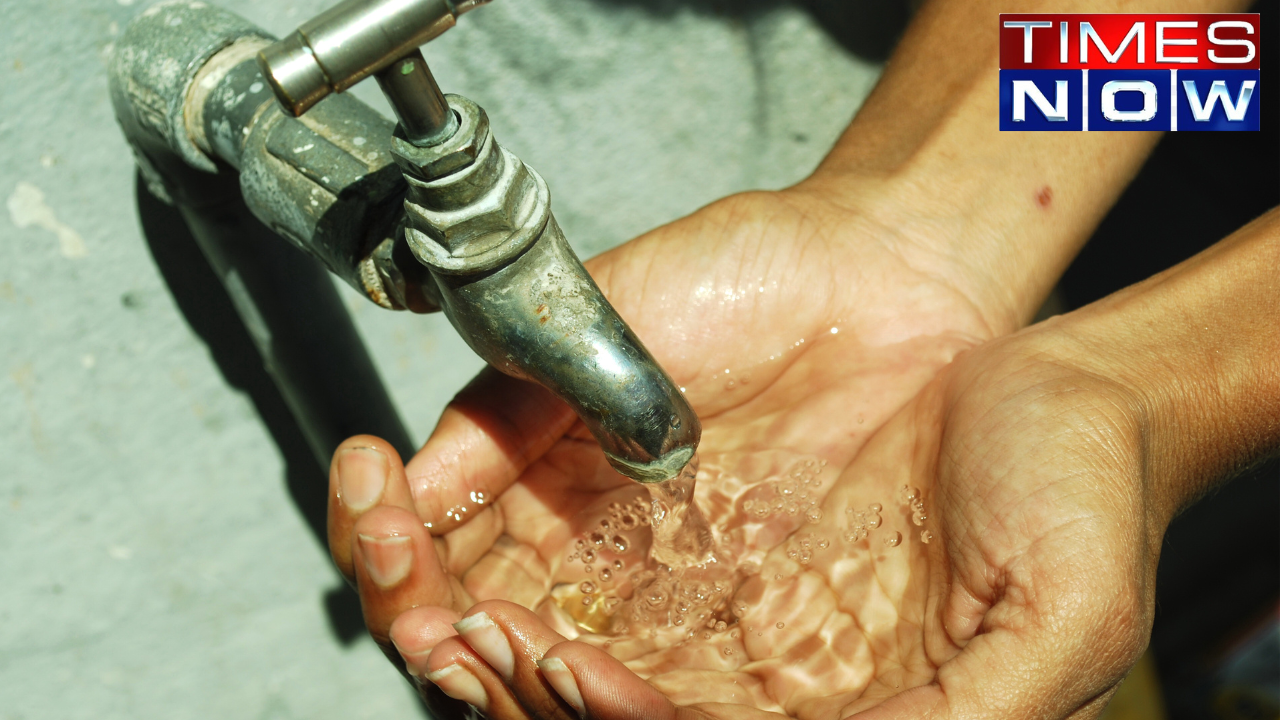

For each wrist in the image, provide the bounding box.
[1033,212,1280,524]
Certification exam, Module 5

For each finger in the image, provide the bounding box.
[388,606,486,720]
[539,640,704,720]
[425,635,533,720]
[328,435,417,583]
[405,367,577,534]
[351,505,470,649]
[452,601,579,720]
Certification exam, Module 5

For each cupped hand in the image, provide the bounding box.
[327,183,1115,718]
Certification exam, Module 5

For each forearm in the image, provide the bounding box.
[1055,207,1280,525]
[805,0,1248,334]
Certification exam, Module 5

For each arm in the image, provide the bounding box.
[1055,207,1280,526]
[803,0,1251,334]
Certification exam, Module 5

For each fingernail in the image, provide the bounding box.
[453,612,515,681]
[357,533,413,588]
[337,447,388,512]
[392,638,431,676]
[425,664,489,711]
[538,657,585,718]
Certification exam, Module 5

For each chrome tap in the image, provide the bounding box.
[110,0,700,482]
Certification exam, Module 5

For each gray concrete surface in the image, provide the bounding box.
[0,0,883,716]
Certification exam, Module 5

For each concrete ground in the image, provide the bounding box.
[0,0,885,717]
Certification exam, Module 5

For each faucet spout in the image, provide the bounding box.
[393,96,701,482]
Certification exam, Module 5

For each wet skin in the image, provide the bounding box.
[326,185,1167,719]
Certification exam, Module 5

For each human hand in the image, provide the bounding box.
[327,182,1013,717]
[345,208,1276,720]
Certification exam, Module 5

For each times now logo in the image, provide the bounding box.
[999,14,1260,131]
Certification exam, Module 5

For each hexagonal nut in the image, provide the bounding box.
[391,94,490,181]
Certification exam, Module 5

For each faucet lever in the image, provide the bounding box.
[257,0,485,144]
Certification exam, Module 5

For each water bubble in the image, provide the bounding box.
[884,531,902,548]
[867,514,882,529]
[599,519,613,532]
[818,539,829,549]
[798,550,812,564]
[619,513,638,530]
[599,568,613,581]
[785,503,800,516]
[612,536,629,553]
[580,581,596,594]
[613,560,624,570]
[589,532,606,547]
[805,506,823,524]
[608,502,622,512]
[730,628,741,639]
[673,616,685,626]
[868,503,882,513]
[715,621,727,632]
[912,511,927,526]
[582,597,593,606]
[702,631,712,640]
[584,565,594,573]
[575,539,586,551]
[582,549,596,564]
[774,573,784,581]
[776,622,785,629]
[723,647,733,656]
[920,530,933,544]
[566,554,576,562]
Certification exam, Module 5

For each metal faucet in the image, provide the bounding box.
[109,0,699,482]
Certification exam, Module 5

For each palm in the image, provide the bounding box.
[384,188,1021,713]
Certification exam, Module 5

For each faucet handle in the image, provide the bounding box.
[258,0,488,144]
